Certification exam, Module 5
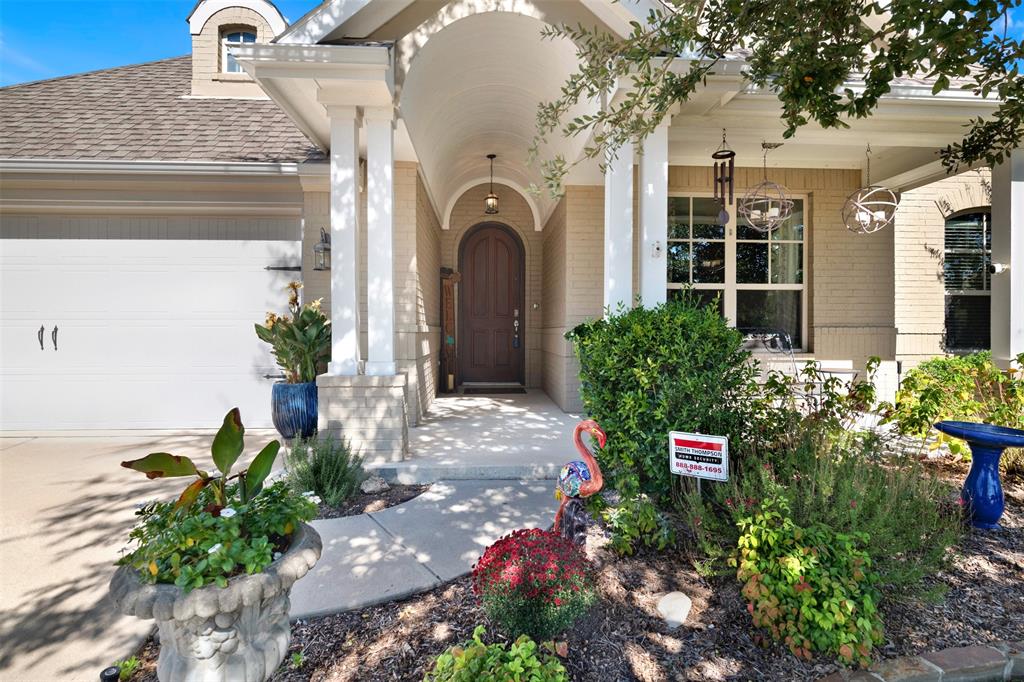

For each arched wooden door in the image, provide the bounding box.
[458,223,525,384]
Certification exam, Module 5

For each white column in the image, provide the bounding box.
[603,142,634,312]
[364,107,396,376]
[639,125,668,308]
[327,106,362,376]
[991,148,1024,368]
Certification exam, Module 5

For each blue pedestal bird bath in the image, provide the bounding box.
[934,420,1024,529]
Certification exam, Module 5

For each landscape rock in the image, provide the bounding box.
[656,591,692,628]
[361,476,391,494]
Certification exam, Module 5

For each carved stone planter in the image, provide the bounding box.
[109,523,321,682]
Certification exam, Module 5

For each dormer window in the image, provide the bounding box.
[222,30,256,73]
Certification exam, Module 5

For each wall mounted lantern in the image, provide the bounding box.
[313,227,331,271]
[484,153,499,214]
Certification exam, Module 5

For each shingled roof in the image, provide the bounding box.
[0,56,324,163]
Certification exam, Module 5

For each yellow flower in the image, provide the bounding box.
[148,561,159,576]
[284,521,294,535]
[308,298,323,312]
[264,312,279,329]
[186,537,195,547]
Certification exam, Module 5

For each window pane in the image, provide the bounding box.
[736,243,768,283]
[944,252,986,290]
[945,213,986,250]
[737,290,802,347]
[692,241,725,283]
[771,243,803,284]
[772,199,804,241]
[668,197,689,239]
[692,198,724,239]
[226,53,240,72]
[737,223,768,240]
[945,294,990,350]
[667,243,690,284]
[669,288,724,316]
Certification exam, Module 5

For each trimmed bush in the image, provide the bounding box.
[472,529,596,641]
[285,434,365,507]
[424,626,568,682]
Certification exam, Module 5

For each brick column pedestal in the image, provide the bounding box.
[316,374,409,462]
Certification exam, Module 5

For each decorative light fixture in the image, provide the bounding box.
[712,129,735,225]
[484,153,499,214]
[842,144,899,234]
[313,227,331,271]
[738,142,794,233]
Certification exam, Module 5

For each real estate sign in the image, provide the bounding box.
[669,432,729,482]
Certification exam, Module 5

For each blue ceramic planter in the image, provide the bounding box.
[934,420,1024,529]
[271,381,318,440]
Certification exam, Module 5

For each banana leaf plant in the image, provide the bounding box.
[121,408,280,511]
[255,282,331,384]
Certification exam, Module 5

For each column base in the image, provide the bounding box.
[327,359,360,376]
[365,360,397,376]
[316,373,408,462]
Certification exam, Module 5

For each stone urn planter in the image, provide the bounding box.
[109,523,322,682]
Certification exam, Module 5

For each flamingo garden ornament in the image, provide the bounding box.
[553,420,606,545]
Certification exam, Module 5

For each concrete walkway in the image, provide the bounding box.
[291,480,553,618]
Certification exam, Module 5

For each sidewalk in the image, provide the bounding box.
[290,479,554,618]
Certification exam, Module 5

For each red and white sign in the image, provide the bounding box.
[669,431,729,482]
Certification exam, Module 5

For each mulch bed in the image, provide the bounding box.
[127,460,1023,682]
[314,483,430,519]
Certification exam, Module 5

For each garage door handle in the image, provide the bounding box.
[38,325,45,351]
[51,326,58,351]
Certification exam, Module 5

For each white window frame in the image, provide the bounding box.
[221,29,256,74]
[667,191,809,349]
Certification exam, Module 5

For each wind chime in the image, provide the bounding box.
[841,144,899,234]
[712,129,735,225]
[738,141,793,233]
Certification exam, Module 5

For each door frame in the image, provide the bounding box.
[456,221,527,386]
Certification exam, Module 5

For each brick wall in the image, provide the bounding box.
[190,6,273,98]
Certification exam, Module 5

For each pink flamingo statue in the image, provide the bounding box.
[553,419,606,544]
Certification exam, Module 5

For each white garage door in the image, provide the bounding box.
[0,239,302,430]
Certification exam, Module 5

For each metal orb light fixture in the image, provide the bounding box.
[842,144,899,235]
[484,154,499,214]
[738,142,793,233]
[712,129,735,225]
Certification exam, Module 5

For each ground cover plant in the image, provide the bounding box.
[424,626,568,682]
[285,434,366,507]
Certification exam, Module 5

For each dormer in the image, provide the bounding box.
[187,0,288,98]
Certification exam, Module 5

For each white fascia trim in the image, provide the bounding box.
[231,43,391,77]
[189,0,288,37]
[0,159,303,176]
[274,0,372,45]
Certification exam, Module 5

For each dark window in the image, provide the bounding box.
[944,211,991,350]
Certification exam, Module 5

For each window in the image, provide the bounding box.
[944,210,991,350]
[222,30,256,73]
[668,195,807,347]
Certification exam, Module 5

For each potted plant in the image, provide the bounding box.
[255,281,330,439]
[109,408,321,682]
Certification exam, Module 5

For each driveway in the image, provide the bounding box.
[0,432,272,682]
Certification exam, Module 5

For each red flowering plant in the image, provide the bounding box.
[472,528,596,641]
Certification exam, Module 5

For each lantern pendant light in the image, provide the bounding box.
[842,144,899,234]
[738,141,794,233]
[484,154,499,214]
[712,129,735,225]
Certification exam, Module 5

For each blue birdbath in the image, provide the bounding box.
[934,420,1024,529]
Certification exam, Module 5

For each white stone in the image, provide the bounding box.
[656,591,692,629]
[360,475,390,494]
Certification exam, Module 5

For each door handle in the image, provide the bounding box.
[38,325,45,351]
[51,326,58,351]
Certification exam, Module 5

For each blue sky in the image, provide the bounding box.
[0,0,316,87]
[3,1,1024,88]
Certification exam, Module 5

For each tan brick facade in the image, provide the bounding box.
[190,7,274,98]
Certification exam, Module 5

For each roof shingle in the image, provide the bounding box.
[0,56,324,164]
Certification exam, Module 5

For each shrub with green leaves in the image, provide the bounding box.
[286,434,366,507]
[732,496,884,668]
[424,626,568,682]
[881,351,1024,475]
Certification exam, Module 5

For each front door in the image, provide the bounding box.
[458,223,524,384]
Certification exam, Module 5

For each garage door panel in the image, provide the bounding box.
[1,239,301,430]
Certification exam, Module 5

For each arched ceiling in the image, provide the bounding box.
[399,11,598,229]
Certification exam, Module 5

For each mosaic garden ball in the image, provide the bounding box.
[557,460,593,498]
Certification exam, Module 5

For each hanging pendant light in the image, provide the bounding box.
[738,142,793,233]
[712,129,735,225]
[842,144,899,234]
[484,154,499,214]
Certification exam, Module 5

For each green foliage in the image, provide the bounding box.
[732,496,884,668]
[567,297,791,553]
[881,351,1024,474]
[532,0,1024,193]
[424,626,568,682]
[114,656,140,681]
[255,281,331,384]
[118,481,316,591]
[472,529,596,641]
[285,434,366,507]
[290,651,305,669]
[121,408,280,510]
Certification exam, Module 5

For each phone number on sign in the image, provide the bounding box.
[676,460,724,475]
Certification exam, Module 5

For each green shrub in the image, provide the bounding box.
[424,626,568,682]
[881,351,1024,475]
[472,529,596,641]
[285,434,366,507]
[732,495,884,667]
[568,297,792,552]
[114,656,140,681]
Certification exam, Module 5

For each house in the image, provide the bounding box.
[1,0,1020,463]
